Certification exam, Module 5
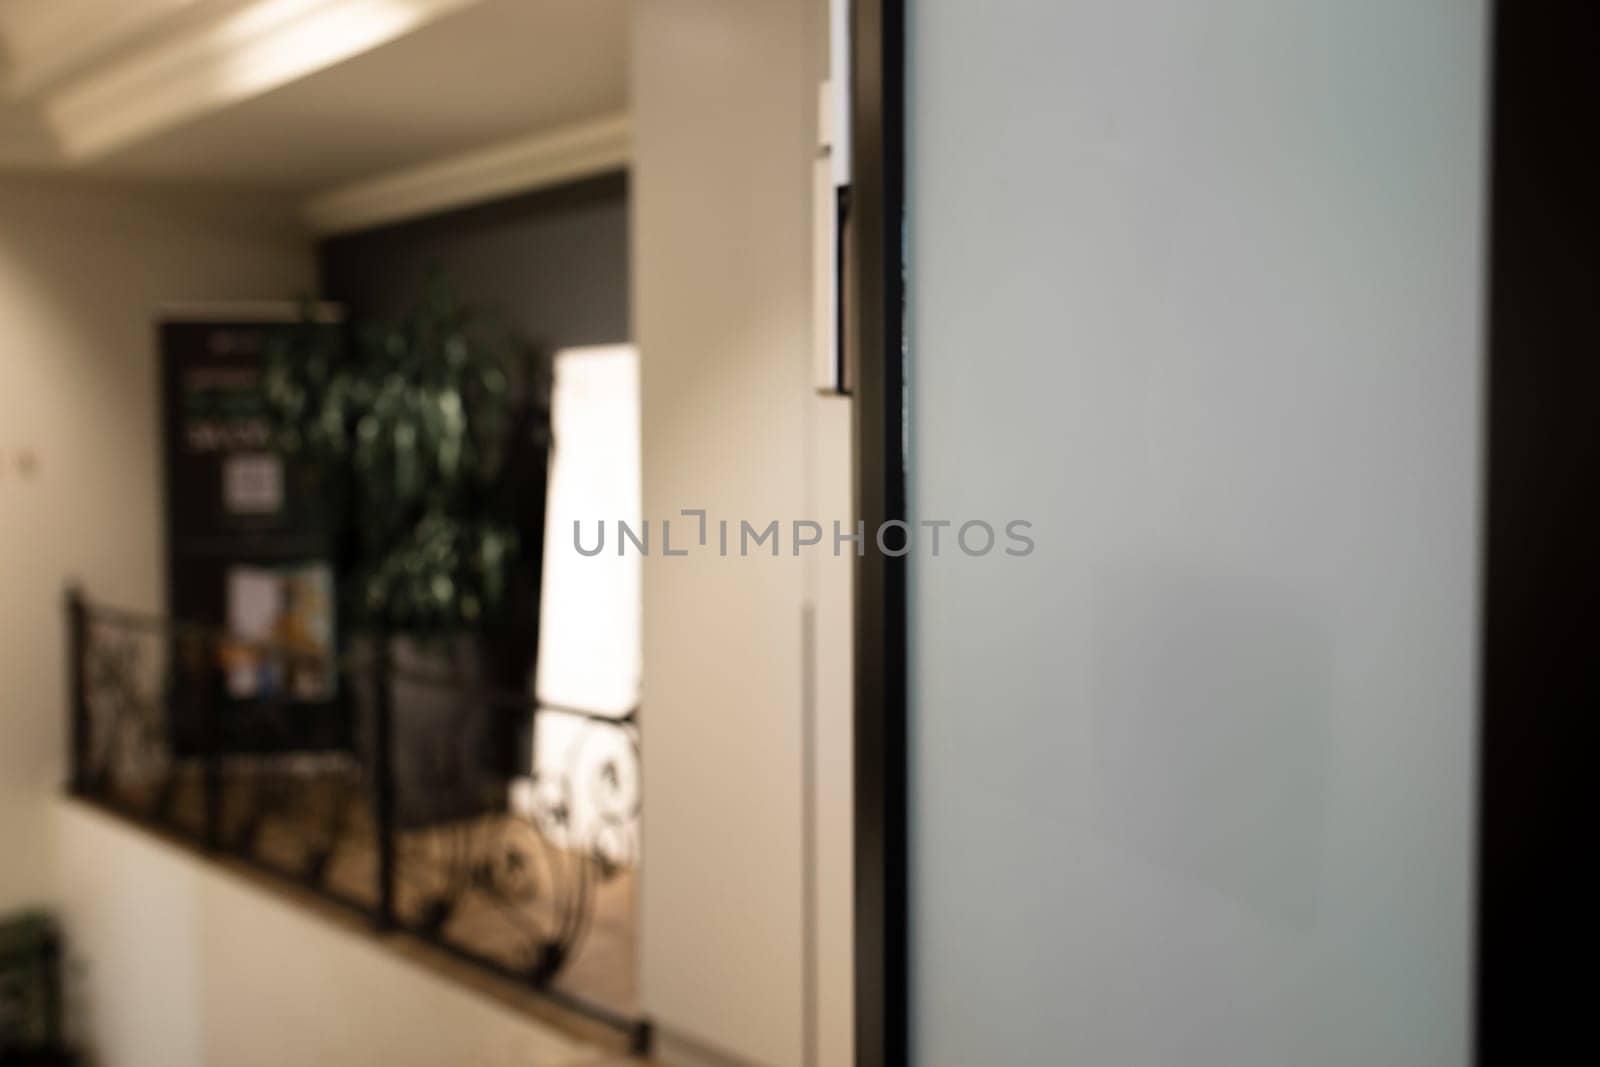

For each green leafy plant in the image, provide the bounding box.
[264,282,548,637]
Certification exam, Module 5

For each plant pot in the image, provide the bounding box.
[353,632,520,828]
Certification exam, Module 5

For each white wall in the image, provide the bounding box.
[0,175,312,913]
[0,174,612,1066]
[54,801,594,1067]
[908,2,1486,1065]
[632,1,838,1063]
[807,394,853,1067]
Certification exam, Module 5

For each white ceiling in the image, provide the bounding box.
[0,0,627,192]
[0,0,203,97]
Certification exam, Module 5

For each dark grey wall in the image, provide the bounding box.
[315,172,628,786]
[317,172,628,349]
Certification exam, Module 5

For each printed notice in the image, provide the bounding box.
[222,452,284,514]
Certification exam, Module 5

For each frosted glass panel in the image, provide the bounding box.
[907,2,1486,1063]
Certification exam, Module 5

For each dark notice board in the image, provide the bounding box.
[160,310,350,754]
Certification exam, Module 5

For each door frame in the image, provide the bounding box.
[847,2,1600,1064]
[1476,1,1598,1060]
[847,0,908,1064]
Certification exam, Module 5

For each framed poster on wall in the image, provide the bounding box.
[159,304,349,755]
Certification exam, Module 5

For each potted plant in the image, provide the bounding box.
[264,281,550,825]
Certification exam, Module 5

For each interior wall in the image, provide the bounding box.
[807,395,853,1067]
[318,171,638,865]
[0,176,313,914]
[632,0,829,1062]
[906,2,1486,1064]
[317,172,629,350]
[53,802,593,1067]
[0,172,618,1067]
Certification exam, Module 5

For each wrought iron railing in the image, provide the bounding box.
[63,588,646,1051]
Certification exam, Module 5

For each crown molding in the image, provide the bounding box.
[41,0,482,161]
[1,0,204,99]
[303,111,631,235]
[0,102,58,166]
